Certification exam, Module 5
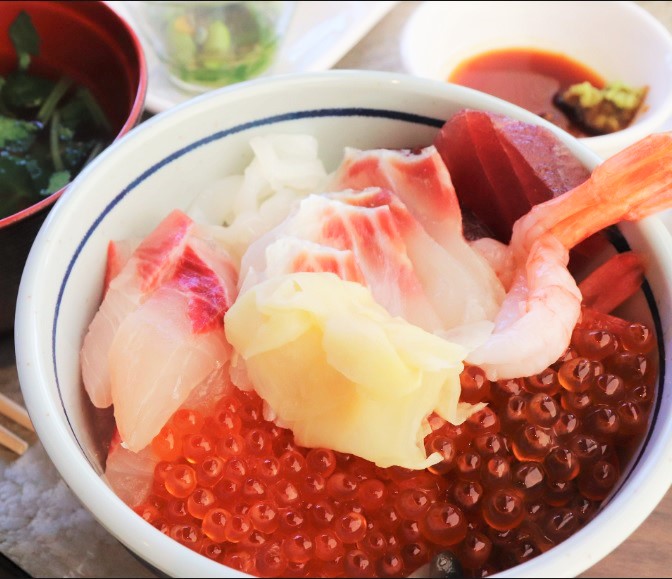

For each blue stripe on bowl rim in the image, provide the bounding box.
[51,106,665,497]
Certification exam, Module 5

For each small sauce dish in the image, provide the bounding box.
[401,1,672,159]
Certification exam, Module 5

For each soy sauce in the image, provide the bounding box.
[448,48,605,137]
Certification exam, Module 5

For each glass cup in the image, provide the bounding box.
[126,1,296,93]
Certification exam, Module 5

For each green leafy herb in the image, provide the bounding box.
[0,11,114,218]
[9,11,40,71]
[3,71,54,110]
[0,115,38,149]
[43,170,70,196]
[37,77,73,124]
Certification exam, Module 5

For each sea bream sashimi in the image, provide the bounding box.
[105,365,231,506]
[81,210,238,452]
[239,185,505,339]
[109,232,238,452]
[81,210,195,408]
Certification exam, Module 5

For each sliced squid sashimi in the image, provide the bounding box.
[81,210,195,409]
[189,134,329,265]
[110,233,238,452]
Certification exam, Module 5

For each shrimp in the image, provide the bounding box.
[466,132,672,380]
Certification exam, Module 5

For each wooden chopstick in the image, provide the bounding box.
[0,392,34,455]
[0,423,28,456]
[0,393,34,432]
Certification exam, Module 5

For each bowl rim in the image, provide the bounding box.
[399,0,672,154]
[0,0,148,230]
[14,69,672,578]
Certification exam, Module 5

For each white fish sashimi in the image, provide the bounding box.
[239,186,505,338]
[110,234,238,452]
[330,146,504,313]
[103,428,158,508]
[104,366,230,507]
[240,189,442,330]
[330,146,465,246]
[81,210,195,409]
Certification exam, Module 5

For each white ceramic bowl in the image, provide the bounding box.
[400,0,672,160]
[14,71,672,578]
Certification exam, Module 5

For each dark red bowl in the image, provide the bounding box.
[0,1,147,332]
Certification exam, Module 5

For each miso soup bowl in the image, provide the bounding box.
[0,0,147,333]
[14,71,672,577]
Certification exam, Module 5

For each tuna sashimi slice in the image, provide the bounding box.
[434,109,590,243]
[490,113,590,202]
[81,210,194,409]
[464,112,535,241]
[110,234,238,452]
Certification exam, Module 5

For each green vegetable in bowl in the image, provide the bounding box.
[162,2,284,89]
[0,11,113,219]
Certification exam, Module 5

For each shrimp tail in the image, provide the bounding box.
[517,132,672,250]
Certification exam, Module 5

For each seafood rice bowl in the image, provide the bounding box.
[14,71,672,578]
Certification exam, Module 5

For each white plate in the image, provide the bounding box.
[108,1,399,113]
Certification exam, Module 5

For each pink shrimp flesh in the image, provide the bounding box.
[467,132,672,380]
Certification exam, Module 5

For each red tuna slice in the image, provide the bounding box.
[490,112,606,264]
[433,110,510,241]
[465,111,537,241]
[434,109,590,243]
[490,113,590,203]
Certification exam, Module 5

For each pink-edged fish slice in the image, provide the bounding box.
[110,232,239,453]
[328,153,506,332]
[240,189,445,332]
[81,210,196,409]
[103,238,141,296]
[330,146,464,249]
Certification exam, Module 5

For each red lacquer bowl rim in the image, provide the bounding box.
[0,0,148,230]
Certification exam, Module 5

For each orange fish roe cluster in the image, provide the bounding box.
[134,309,657,578]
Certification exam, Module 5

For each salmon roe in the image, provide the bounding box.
[137,309,656,577]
